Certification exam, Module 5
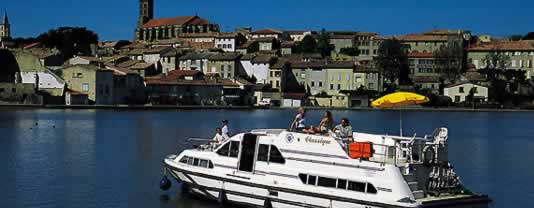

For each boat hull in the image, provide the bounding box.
[164,163,490,208]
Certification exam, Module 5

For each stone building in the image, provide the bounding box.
[0,10,10,41]
[134,0,219,41]
[63,65,114,105]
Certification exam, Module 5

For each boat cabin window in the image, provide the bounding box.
[367,183,378,194]
[257,144,269,162]
[179,156,214,169]
[348,181,366,192]
[299,173,377,194]
[217,141,240,158]
[269,146,285,164]
[318,177,337,188]
[256,144,286,164]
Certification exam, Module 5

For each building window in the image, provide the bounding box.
[330,84,334,90]
[82,84,89,92]
[459,87,464,93]
[337,84,341,90]
[318,81,323,87]
[512,60,517,67]
[311,81,315,87]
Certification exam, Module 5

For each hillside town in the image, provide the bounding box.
[1,0,534,109]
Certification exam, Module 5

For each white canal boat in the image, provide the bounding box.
[161,128,490,208]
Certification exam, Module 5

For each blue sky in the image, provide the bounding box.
[5,0,534,40]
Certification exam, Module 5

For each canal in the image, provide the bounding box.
[0,108,532,208]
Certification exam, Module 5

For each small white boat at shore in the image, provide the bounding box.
[161,128,490,208]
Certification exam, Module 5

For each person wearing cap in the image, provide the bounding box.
[221,120,230,137]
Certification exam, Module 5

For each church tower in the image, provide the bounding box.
[138,0,154,27]
[0,9,10,40]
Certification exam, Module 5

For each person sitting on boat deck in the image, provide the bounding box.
[303,111,333,134]
[289,107,306,131]
[211,127,229,146]
[334,118,353,147]
[221,120,230,137]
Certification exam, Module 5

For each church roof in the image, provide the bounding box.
[140,16,209,28]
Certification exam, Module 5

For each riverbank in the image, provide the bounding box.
[1,104,533,112]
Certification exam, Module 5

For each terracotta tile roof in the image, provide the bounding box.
[397,34,448,42]
[180,33,218,38]
[254,37,276,42]
[407,52,434,58]
[281,41,296,48]
[141,16,209,28]
[23,42,43,49]
[166,70,202,80]
[236,41,256,49]
[251,55,276,64]
[240,54,256,60]
[217,32,238,38]
[179,52,213,60]
[77,56,105,63]
[252,29,283,34]
[144,46,173,54]
[468,41,534,51]
[330,34,356,39]
[285,30,311,35]
[105,65,138,75]
[209,53,241,61]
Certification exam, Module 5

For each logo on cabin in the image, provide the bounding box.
[286,133,295,143]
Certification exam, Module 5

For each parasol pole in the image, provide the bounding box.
[399,109,403,137]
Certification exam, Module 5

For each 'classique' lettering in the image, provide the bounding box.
[304,136,331,145]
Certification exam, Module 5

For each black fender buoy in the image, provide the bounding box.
[264,198,273,208]
[160,176,171,191]
[218,190,227,205]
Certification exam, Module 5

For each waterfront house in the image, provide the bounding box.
[105,65,146,104]
[255,37,278,51]
[235,41,259,54]
[69,56,106,68]
[444,82,488,103]
[160,48,182,74]
[284,30,313,42]
[178,52,212,73]
[250,29,283,40]
[468,40,534,78]
[65,89,89,105]
[280,41,296,55]
[215,33,246,52]
[63,64,114,105]
[207,53,243,79]
[142,46,175,74]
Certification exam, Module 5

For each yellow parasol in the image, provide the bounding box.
[371,92,430,136]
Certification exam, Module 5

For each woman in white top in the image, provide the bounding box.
[290,107,306,131]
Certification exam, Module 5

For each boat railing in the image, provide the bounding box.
[361,134,432,166]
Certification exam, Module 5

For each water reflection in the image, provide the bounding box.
[1,109,533,208]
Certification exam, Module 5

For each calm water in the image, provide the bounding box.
[0,108,533,208]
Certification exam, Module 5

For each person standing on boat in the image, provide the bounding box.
[334,118,353,148]
[210,127,228,150]
[290,107,306,131]
[212,127,228,143]
[221,120,230,137]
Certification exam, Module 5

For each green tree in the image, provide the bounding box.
[433,40,465,82]
[316,29,335,57]
[376,38,410,85]
[297,35,317,53]
[508,34,523,41]
[37,27,99,59]
[523,32,534,40]
[483,51,511,71]
[340,47,360,56]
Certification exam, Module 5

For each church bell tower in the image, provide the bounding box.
[138,0,154,27]
[0,9,10,40]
